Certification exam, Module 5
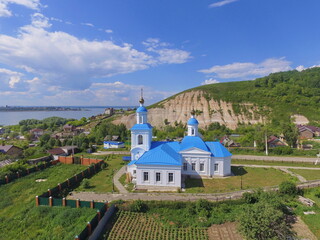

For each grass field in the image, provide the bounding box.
[297,187,320,238]
[106,210,208,240]
[74,154,127,193]
[0,163,97,240]
[185,166,297,193]
[232,159,320,168]
[289,169,320,181]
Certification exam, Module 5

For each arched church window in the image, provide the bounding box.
[138,135,143,145]
[140,116,143,123]
[191,129,195,135]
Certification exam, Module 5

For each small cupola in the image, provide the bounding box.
[187,109,199,136]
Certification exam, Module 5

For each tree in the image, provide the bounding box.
[238,202,292,240]
[278,181,298,196]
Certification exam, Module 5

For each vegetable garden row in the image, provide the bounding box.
[107,211,209,240]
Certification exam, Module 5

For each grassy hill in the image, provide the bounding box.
[151,67,320,124]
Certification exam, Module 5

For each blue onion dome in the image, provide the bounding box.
[188,117,199,125]
[136,106,147,113]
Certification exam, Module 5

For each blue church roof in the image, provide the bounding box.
[128,139,232,166]
[136,106,147,113]
[180,136,209,152]
[187,117,199,125]
[206,142,232,157]
[133,142,182,166]
[131,123,153,130]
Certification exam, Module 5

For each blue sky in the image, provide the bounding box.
[0,0,320,106]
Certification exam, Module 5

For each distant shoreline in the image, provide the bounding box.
[0,107,82,112]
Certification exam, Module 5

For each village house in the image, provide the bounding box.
[0,145,23,156]
[126,96,232,190]
[297,125,320,139]
[30,128,44,139]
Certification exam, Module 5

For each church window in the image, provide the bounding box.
[183,163,187,171]
[133,170,136,175]
[143,172,149,181]
[200,163,204,171]
[140,116,143,123]
[168,173,174,183]
[214,163,219,172]
[156,172,161,182]
[191,129,195,135]
[138,135,143,145]
[191,163,196,171]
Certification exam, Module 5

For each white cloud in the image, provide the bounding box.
[143,38,191,64]
[199,57,292,79]
[0,0,40,17]
[30,13,51,28]
[209,0,238,8]
[0,68,23,88]
[105,29,113,34]
[296,64,320,72]
[201,78,220,85]
[81,22,94,27]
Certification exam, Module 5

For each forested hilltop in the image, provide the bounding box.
[184,67,320,123]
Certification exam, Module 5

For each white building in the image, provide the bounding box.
[103,141,125,149]
[127,97,232,189]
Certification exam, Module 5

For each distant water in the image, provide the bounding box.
[0,107,129,126]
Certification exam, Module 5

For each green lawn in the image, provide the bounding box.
[74,154,127,193]
[289,169,320,181]
[185,166,297,193]
[232,159,320,168]
[0,163,97,240]
[297,187,320,238]
[119,173,134,192]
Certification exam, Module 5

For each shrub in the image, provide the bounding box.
[129,200,148,213]
[272,146,293,155]
[278,181,297,196]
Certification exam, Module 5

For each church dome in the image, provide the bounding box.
[136,106,148,113]
[187,117,198,125]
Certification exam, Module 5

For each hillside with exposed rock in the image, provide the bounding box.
[113,68,320,129]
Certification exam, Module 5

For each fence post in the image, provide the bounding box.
[76,199,80,208]
[48,188,51,196]
[36,196,39,206]
[49,196,53,207]
[5,175,9,184]
[62,197,66,207]
[58,183,62,192]
[74,236,80,240]
[90,200,95,209]
[87,222,92,235]
[97,210,101,221]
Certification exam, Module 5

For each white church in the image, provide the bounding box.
[127,96,232,189]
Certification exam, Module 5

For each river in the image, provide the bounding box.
[0,107,127,126]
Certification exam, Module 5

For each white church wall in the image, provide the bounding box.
[212,157,231,176]
[136,165,181,188]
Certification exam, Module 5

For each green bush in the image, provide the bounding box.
[272,146,293,155]
[278,181,297,196]
[129,200,148,212]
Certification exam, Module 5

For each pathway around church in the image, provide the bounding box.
[70,163,320,202]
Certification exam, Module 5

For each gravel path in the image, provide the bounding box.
[113,166,128,194]
[232,155,319,163]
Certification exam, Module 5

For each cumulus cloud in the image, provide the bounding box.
[143,38,191,64]
[0,0,40,17]
[209,0,238,8]
[0,15,189,105]
[296,64,320,72]
[199,57,292,79]
[201,78,220,85]
[0,68,23,88]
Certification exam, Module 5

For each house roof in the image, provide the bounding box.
[131,123,153,130]
[104,141,124,145]
[0,145,13,153]
[47,148,65,155]
[30,128,43,132]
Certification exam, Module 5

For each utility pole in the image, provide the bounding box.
[265,132,269,156]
